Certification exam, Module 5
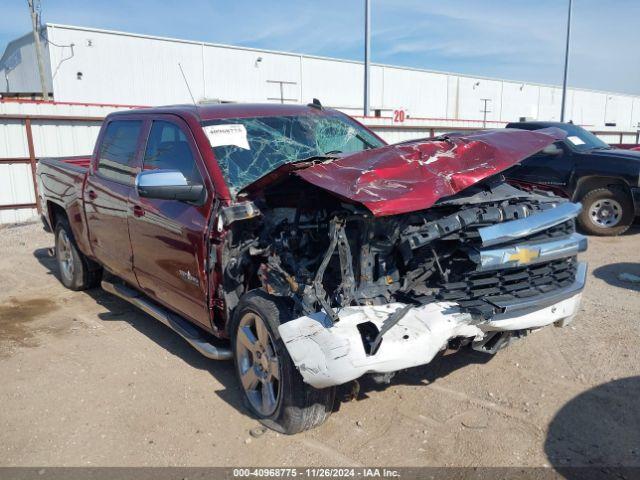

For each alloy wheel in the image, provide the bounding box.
[235,311,281,416]
[57,229,74,283]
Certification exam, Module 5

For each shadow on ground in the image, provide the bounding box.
[337,348,493,406]
[545,376,640,478]
[592,262,640,292]
[33,247,247,417]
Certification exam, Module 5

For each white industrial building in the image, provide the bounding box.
[1,23,640,225]
[2,23,640,130]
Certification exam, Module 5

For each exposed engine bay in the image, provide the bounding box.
[217,173,587,387]
[224,176,567,315]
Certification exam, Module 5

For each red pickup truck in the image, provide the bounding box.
[37,102,587,434]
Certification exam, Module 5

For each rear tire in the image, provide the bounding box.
[230,290,335,434]
[577,186,634,236]
[54,218,102,290]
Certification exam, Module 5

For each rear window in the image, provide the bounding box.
[97,120,143,184]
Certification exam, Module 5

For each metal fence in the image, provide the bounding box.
[0,99,129,223]
[0,101,638,224]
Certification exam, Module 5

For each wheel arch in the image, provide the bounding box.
[572,176,632,203]
[45,200,68,230]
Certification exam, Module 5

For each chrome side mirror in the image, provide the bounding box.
[136,169,204,202]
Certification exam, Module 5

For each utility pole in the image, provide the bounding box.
[363,0,371,116]
[27,0,49,101]
[480,98,492,128]
[560,0,572,122]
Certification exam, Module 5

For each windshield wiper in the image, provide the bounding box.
[292,154,340,165]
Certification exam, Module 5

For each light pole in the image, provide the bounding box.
[560,0,573,122]
[27,0,49,100]
[363,0,371,117]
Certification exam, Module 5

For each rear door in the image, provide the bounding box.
[84,118,146,283]
[128,116,213,329]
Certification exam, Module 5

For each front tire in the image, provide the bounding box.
[577,186,634,236]
[54,218,102,290]
[230,290,335,434]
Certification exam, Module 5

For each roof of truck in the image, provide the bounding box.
[112,102,334,121]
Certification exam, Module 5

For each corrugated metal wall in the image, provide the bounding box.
[0,100,130,224]
[0,99,637,224]
[43,24,640,130]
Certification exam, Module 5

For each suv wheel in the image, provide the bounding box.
[577,186,634,236]
[231,290,335,434]
[54,218,102,290]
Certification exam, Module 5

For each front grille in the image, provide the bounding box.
[514,219,575,244]
[436,256,578,316]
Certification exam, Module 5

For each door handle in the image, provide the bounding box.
[132,205,145,217]
[87,190,97,200]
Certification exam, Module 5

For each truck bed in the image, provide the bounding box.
[37,156,91,219]
[40,155,92,172]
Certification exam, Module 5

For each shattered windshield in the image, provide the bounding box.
[202,113,384,194]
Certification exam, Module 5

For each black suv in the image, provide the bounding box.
[505,121,640,235]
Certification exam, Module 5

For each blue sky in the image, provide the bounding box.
[1,0,639,95]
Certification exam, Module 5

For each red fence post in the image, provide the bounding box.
[24,118,41,214]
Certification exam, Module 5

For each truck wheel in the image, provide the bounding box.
[230,290,335,434]
[54,218,102,290]
[577,187,634,236]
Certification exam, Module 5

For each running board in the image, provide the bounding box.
[101,280,232,361]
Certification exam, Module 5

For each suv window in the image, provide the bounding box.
[97,120,143,184]
[143,121,202,184]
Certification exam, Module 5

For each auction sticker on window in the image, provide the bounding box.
[567,135,586,146]
[204,124,250,150]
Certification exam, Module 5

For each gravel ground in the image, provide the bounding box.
[0,220,639,468]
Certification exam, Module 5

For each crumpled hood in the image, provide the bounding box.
[295,128,565,216]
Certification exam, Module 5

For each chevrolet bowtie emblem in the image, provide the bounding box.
[507,247,540,265]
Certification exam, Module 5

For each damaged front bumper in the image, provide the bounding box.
[279,262,586,389]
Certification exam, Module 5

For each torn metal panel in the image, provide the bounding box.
[279,290,583,389]
[296,128,565,216]
[278,303,481,389]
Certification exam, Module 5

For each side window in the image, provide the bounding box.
[97,120,142,185]
[143,121,202,185]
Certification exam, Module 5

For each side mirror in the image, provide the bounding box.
[136,170,204,202]
[541,143,562,156]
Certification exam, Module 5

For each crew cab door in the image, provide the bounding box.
[84,119,145,284]
[506,141,574,190]
[128,117,213,329]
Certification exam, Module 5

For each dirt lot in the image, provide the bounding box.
[0,220,639,468]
